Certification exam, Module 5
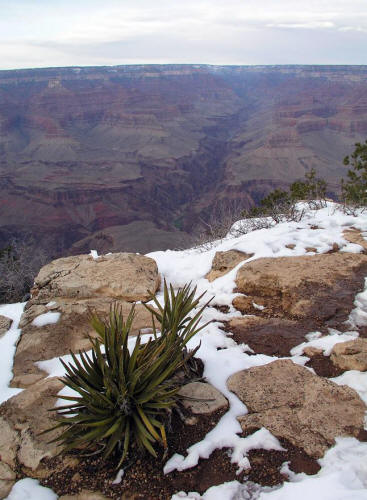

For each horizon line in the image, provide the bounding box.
[1,62,367,73]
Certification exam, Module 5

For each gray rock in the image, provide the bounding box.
[331,338,367,372]
[206,250,252,282]
[32,252,160,302]
[178,382,228,415]
[227,359,366,458]
[0,315,12,338]
[235,253,367,320]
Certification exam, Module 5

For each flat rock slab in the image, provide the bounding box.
[12,251,161,388]
[227,359,366,458]
[206,250,253,282]
[12,298,156,388]
[331,338,367,372]
[0,377,64,481]
[0,314,12,338]
[234,253,367,323]
[178,382,228,415]
[32,252,160,302]
[226,316,311,356]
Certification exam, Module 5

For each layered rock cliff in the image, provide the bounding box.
[1,65,367,256]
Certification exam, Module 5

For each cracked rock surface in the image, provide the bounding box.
[33,252,160,302]
[11,252,160,388]
[227,359,366,458]
[331,338,367,372]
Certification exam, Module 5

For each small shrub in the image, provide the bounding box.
[46,283,209,467]
[244,169,327,224]
[341,139,367,207]
[290,168,327,207]
[228,217,274,236]
[248,189,292,223]
[192,199,244,250]
[244,189,302,224]
[0,238,49,303]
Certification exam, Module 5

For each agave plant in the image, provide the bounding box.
[144,279,211,343]
[46,283,209,467]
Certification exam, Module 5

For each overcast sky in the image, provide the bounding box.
[0,0,366,70]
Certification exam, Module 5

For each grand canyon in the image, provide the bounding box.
[0,64,366,257]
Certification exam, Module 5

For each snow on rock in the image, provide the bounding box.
[3,202,367,500]
[349,277,367,327]
[0,302,25,403]
[172,480,259,499]
[32,311,60,327]
[5,478,58,500]
[148,202,367,290]
[89,249,99,260]
[291,330,359,357]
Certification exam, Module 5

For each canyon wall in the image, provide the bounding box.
[0,65,366,256]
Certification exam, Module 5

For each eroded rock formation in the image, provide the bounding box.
[1,65,367,256]
[11,252,160,387]
[227,359,366,458]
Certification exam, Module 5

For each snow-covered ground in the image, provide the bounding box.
[0,301,25,404]
[3,202,367,499]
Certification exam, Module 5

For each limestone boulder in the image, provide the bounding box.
[178,382,228,415]
[227,359,366,458]
[206,250,252,282]
[32,252,160,302]
[0,314,12,337]
[12,298,156,388]
[234,253,367,321]
[12,252,161,388]
[303,346,324,358]
[331,338,367,372]
[0,377,64,480]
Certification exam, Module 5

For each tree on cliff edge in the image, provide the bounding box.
[342,139,367,206]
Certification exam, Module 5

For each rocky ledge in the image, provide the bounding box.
[1,223,367,498]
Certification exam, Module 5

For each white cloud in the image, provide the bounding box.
[0,0,366,69]
[267,22,335,30]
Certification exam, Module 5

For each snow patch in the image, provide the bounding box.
[6,478,58,500]
[32,312,60,327]
[258,438,367,500]
[90,249,99,259]
[291,330,359,357]
[6,203,367,499]
[0,302,25,403]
